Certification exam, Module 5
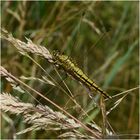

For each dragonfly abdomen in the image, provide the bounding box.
[72,68,111,99]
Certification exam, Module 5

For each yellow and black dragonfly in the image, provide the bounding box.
[52,51,112,99]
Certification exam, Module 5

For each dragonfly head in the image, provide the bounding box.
[53,50,69,62]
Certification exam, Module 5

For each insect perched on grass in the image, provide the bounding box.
[52,51,111,99]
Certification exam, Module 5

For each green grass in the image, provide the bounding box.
[1,1,139,139]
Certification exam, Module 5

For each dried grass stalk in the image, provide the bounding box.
[0,66,101,138]
[1,93,98,138]
[0,66,17,85]
[0,66,102,138]
[1,93,82,134]
[58,130,95,139]
[1,28,54,63]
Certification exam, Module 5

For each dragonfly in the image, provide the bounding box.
[52,51,112,99]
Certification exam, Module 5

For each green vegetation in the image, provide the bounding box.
[1,1,139,139]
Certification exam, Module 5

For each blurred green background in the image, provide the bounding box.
[1,1,139,139]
